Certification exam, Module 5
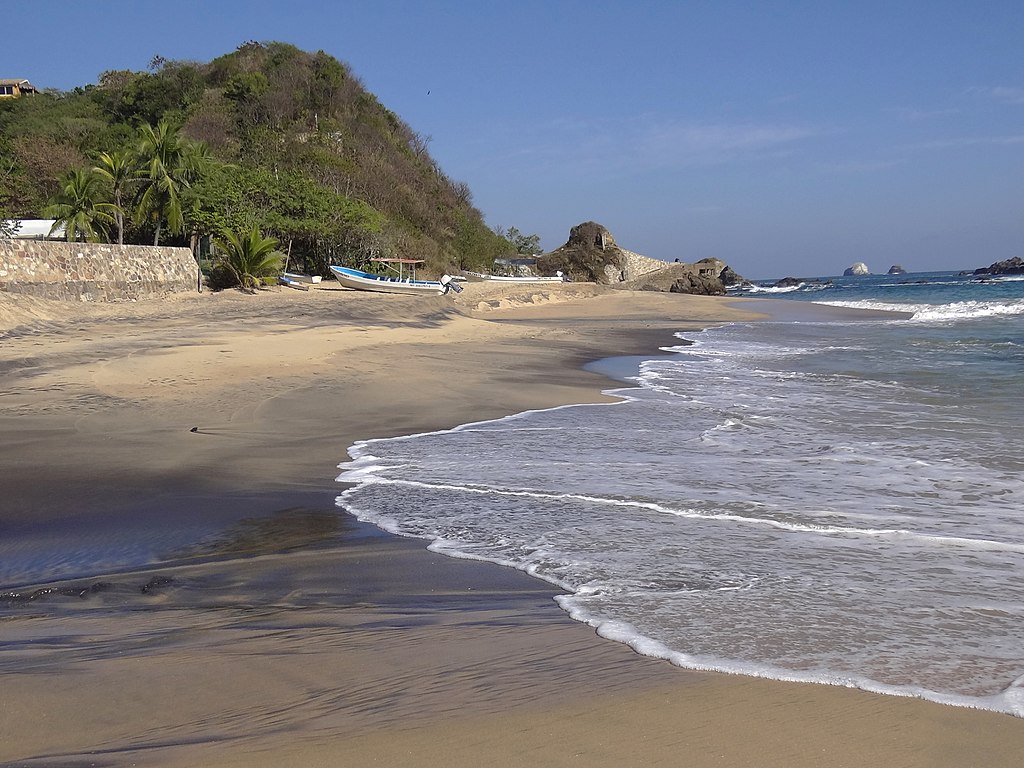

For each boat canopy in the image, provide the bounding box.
[369,257,425,280]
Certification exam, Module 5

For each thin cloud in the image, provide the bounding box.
[886,106,960,121]
[967,86,1024,104]
[507,116,818,174]
[911,134,1024,150]
[814,158,906,174]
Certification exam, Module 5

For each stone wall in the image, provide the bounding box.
[606,249,670,283]
[0,241,198,301]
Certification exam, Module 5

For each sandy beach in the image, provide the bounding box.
[1,281,1022,767]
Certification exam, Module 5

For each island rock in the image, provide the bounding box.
[843,262,870,276]
[887,265,907,275]
[773,276,805,288]
[973,256,1024,276]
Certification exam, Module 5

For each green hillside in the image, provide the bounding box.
[0,41,513,277]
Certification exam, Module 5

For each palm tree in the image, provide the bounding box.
[216,225,284,292]
[93,149,136,245]
[42,168,118,243]
[135,121,208,246]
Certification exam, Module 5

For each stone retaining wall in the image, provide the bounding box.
[0,241,198,301]
[603,249,673,284]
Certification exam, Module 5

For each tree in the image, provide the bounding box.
[502,226,542,255]
[93,148,136,245]
[135,121,208,245]
[0,215,19,238]
[215,225,284,292]
[42,167,117,242]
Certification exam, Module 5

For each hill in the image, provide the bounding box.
[0,42,512,277]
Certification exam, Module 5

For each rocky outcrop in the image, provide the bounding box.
[887,264,907,275]
[719,265,747,287]
[537,221,738,294]
[773,277,804,288]
[538,221,678,284]
[668,272,726,296]
[537,222,626,284]
[617,261,726,295]
[0,241,197,301]
[843,262,870,276]
[974,256,1024,276]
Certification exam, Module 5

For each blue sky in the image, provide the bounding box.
[6,1,1023,278]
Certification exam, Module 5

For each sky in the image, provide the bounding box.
[5,1,1023,278]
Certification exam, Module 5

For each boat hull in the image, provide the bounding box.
[461,272,565,283]
[329,265,445,295]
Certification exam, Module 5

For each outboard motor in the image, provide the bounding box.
[439,274,464,294]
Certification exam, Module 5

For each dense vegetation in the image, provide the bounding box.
[0,41,521,279]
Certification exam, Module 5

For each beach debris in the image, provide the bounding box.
[140,576,174,594]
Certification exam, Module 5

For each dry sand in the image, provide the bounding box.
[1,281,1022,766]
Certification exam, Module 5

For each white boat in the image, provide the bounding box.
[329,259,461,296]
[279,272,322,291]
[283,272,322,284]
[461,271,565,283]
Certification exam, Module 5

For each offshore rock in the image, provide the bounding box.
[887,264,908,275]
[973,256,1024,276]
[719,265,747,286]
[774,276,805,288]
[843,262,870,276]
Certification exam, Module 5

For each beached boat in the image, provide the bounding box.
[279,272,322,291]
[461,271,565,283]
[329,259,461,295]
[283,272,322,285]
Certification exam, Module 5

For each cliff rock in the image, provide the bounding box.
[843,262,870,276]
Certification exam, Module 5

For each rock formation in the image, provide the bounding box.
[537,222,627,283]
[537,221,739,294]
[887,265,907,275]
[719,265,748,287]
[843,262,870,276]
[617,260,728,295]
[973,256,1024,276]
[773,277,804,288]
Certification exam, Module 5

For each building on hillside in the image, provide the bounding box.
[0,78,39,98]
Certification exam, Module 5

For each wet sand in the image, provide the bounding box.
[1,282,1021,766]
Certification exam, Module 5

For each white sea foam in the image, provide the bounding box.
[818,297,1024,321]
[557,601,1024,717]
[335,281,1024,717]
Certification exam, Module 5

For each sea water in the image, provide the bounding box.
[338,270,1024,716]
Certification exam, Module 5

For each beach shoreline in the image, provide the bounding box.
[1,282,1022,766]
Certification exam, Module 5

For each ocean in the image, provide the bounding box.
[338,270,1024,716]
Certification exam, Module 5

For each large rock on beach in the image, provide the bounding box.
[536,222,628,283]
[668,273,726,296]
[537,221,738,294]
[617,260,728,295]
[843,262,870,276]
[973,256,1024,276]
